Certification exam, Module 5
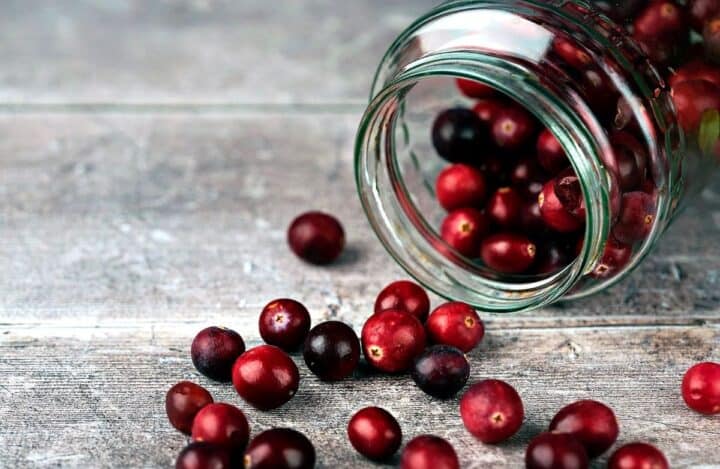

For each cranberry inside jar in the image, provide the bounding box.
[356,1,720,311]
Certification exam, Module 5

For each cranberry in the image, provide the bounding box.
[610,131,648,192]
[191,327,246,382]
[634,2,688,41]
[456,78,496,98]
[435,163,488,212]
[486,187,523,227]
[681,361,720,414]
[539,179,584,233]
[537,129,568,175]
[590,0,646,22]
[670,59,720,89]
[479,155,511,187]
[412,345,470,398]
[432,108,486,162]
[690,0,720,31]
[492,106,536,150]
[591,237,633,279]
[426,302,484,353]
[608,443,669,469]
[554,173,586,220]
[705,17,720,65]
[374,280,431,322]
[259,299,311,352]
[287,211,345,265]
[191,403,250,451]
[166,381,214,435]
[481,233,537,274]
[553,37,593,70]
[400,435,460,469]
[612,191,656,244]
[672,79,720,132]
[525,432,589,469]
[361,309,426,373]
[460,379,524,444]
[176,442,232,469]
[534,240,574,275]
[519,199,546,233]
[244,428,315,469]
[347,407,402,460]
[231,345,300,410]
[580,68,619,118]
[549,400,619,457]
[511,159,547,198]
[473,98,505,125]
[303,321,360,381]
[440,208,490,258]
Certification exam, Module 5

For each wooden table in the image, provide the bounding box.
[0,1,718,467]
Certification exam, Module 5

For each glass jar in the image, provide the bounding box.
[355,0,720,312]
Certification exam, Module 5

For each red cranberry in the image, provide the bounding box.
[432,108,486,162]
[166,381,214,435]
[191,327,246,382]
[176,442,231,469]
[435,163,488,211]
[591,237,633,279]
[191,403,250,451]
[690,0,720,31]
[244,428,315,469]
[231,345,299,410]
[590,0,646,22]
[479,154,511,187]
[440,208,490,258]
[537,129,568,175]
[303,321,360,381]
[361,310,426,373]
[525,432,589,469]
[456,78,496,98]
[681,361,720,414]
[553,37,593,70]
[672,79,720,132]
[539,179,584,233]
[670,59,720,89]
[473,98,505,125]
[400,435,459,469]
[608,443,669,469]
[460,379,524,443]
[549,400,619,457]
[610,131,648,192]
[634,1,688,41]
[426,302,484,353]
[287,211,345,265]
[612,191,656,244]
[374,280,431,322]
[534,240,574,275]
[347,407,402,460]
[554,173,586,220]
[580,68,619,118]
[481,233,537,274]
[519,200,546,233]
[705,17,720,65]
[492,106,536,150]
[412,345,470,398]
[511,159,547,198]
[259,299,311,352]
[486,187,523,227]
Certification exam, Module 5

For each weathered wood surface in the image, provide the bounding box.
[0,1,719,468]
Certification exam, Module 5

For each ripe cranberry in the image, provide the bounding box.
[473,98,505,125]
[549,400,619,457]
[426,302,484,353]
[511,159,547,198]
[690,0,720,31]
[525,432,589,469]
[259,299,311,352]
[361,310,426,373]
[374,280,431,322]
[580,68,620,118]
[347,407,402,460]
[590,0,645,22]
[537,129,568,175]
[287,211,345,265]
[608,443,669,469]
[456,78,496,98]
[400,435,459,469]
[432,108,486,162]
[681,361,720,414]
[231,345,300,410]
[539,179,584,233]
[671,79,720,132]
[612,192,656,244]
[554,173,586,220]
[534,240,574,275]
[486,187,523,227]
[435,163,488,211]
[479,154,511,187]
[166,381,214,435]
[191,327,246,382]
[553,37,593,70]
[176,442,232,469]
[670,60,720,89]
[634,1,688,41]
[191,403,250,451]
[481,233,537,274]
[610,131,648,192]
[492,106,536,150]
[412,345,470,398]
[440,208,490,258]
[460,379,524,443]
[303,321,360,381]
[591,237,633,279]
[244,428,315,469]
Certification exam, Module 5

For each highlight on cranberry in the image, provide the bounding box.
[231,345,300,410]
[425,302,484,353]
[190,402,250,452]
[259,298,311,352]
[525,432,589,469]
[548,400,619,458]
[243,428,316,469]
[400,435,460,469]
[412,345,470,399]
[459,379,524,444]
[361,309,426,373]
[191,326,246,382]
[374,280,431,322]
[303,320,360,381]
[681,361,720,415]
[165,381,214,435]
[607,442,670,469]
[287,211,345,265]
[347,407,402,461]
[175,441,232,469]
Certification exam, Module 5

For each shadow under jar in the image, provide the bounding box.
[355,0,720,312]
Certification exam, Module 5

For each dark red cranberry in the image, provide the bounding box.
[634,1,688,41]
[670,59,720,89]
[191,403,249,451]
[374,280,431,322]
[520,199,546,233]
[481,233,537,274]
[347,407,402,460]
[511,159,547,198]
[479,155,511,187]
[705,17,720,65]
[244,428,315,469]
[460,379,524,444]
[549,400,619,458]
[259,299,311,352]
[473,98,505,125]
[435,163,488,211]
[303,321,360,381]
[580,68,619,118]
[537,129,568,175]
[231,345,299,410]
[400,435,459,469]
[426,302,484,353]
[554,173,586,220]
[610,131,648,192]
[287,211,345,265]
[412,345,470,398]
[539,179,584,233]
[608,443,669,469]
[672,78,720,132]
[440,208,490,258]
[525,432,589,469]
[486,187,523,227]
[456,78,496,98]
[432,108,486,162]
[361,309,426,373]
[191,327,246,382]
[681,361,720,414]
[690,0,720,31]
[176,442,231,469]
[591,237,633,279]
[533,240,574,275]
[553,37,593,70]
[590,0,646,22]
[166,381,214,435]
[491,106,536,150]
[612,191,656,244]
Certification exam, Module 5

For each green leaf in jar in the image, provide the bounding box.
[698,108,720,157]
